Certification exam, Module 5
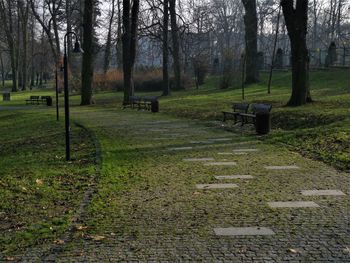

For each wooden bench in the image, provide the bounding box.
[141,96,158,111]
[222,103,250,123]
[26,96,40,105]
[40,96,52,104]
[239,103,272,126]
[123,95,142,109]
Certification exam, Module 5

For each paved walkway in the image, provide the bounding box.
[20,108,350,262]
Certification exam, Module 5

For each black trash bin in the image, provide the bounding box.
[46,96,53,106]
[151,100,159,113]
[255,111,270,135]
[3,92,10,101]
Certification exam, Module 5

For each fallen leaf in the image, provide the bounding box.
[193,191,201,195]
[89,235,105,241]
[287,248,299,253]
[53,239,65,245]
[76,225,88,231]
[5,257,15,261]
[344,246,350,254]
[36,179,43,186]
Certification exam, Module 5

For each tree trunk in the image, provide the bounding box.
[81,0,94,105]
[162,0,170,96]
[104,0,115,73]
[122,0,139,104]
[169,0,182,90]
[116,0,123,69]
[242,0,259,84]
[281,0,312,106]
[19,0,29,90]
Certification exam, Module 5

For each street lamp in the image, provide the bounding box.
[63,31,83,161]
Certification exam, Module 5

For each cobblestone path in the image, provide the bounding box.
[20,109,350,262]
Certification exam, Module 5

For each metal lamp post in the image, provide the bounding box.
[63,32,83,161]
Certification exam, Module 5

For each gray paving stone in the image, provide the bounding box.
[196,183,238,189]
[301,190,346,196]
[214,227,275,236]
[183,158,215,162]
[189,140,213,144]
[215,175,254,180]
[208,138,232,142]
[168,147,193,151]
[264,165,300,170]
[204,162,237,166]
[233,149,258,152]
[268,201,320,208]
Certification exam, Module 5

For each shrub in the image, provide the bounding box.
[93,69,194,92]
[192,56,209,87]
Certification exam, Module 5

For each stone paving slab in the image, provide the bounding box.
[268,201,320,208]
[168,147,193,151]
[233,149,258,152]
[301,190,346,196]
[215,175,254,180]
[208,138,233,142]
[264,165,300,170]
[204,161,237,166]
[189,140,213,144]
[196,183,238,189]
[183,158,215,162]
[214,227,275,236]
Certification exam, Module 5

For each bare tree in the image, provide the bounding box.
[242,0,259,83]
[162,0,170,95]
[0,0,19,91]
[104,0,115,73]
[281,0,312,106]
[122,0,140,104]
[169,0,182,90]
[81,0,94,105]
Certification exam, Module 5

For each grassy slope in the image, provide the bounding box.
[157,70,350,171]
[87,69,349,171]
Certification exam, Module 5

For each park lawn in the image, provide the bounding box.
[157,69,350,171]
[0,69,349,257]
[0,108,97,257]
[1,69,349,171]
[81,69,349,171]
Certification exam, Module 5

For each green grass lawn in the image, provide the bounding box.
[0,109,97,256]
[0,69,349,258]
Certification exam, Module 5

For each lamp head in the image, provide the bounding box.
[73,41,84,53]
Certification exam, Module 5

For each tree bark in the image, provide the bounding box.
[19,0,29,90]
[122,0,139,104]
[242,0,259,84]
[169,0,182,90]
[162,0,170,96]
[104,0,115,73]
[81,0,94,105]
[281,0,312,106]
[116,0,123,69]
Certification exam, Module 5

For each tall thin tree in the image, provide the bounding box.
[281,0,312,106]
[122,0,140,104]
[242,0,259,84]
[81,0,94,105]
[162,0,170,96]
